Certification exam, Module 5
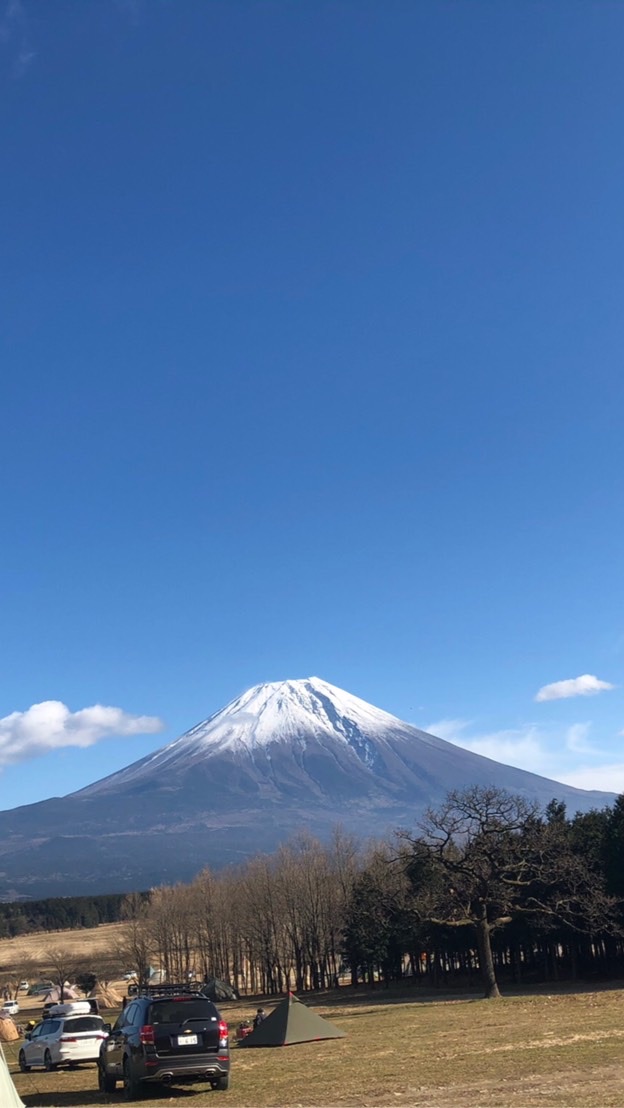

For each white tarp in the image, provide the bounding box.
[0,1042,25,1108]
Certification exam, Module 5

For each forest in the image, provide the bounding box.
[0,891,134,937]
[3,786,624,1000]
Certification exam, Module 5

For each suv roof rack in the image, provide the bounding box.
[137,983,207,997]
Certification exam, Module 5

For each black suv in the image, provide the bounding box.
[97,985,230,1099]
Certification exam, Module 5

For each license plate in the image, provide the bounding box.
[177,1034,198,1046]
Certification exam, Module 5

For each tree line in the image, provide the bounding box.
[3,787,624,1001]
[0,892,133,938]
[116,787,624,1000]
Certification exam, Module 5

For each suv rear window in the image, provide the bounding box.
[63,1017,104,1033]
[149,999,218,1024]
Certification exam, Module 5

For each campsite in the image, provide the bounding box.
[3,980,624,1107]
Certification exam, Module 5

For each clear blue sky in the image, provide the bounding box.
[2,0,623,810]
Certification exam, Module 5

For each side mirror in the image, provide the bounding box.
[103,1023,112,1033]
[23,1033,31,1041]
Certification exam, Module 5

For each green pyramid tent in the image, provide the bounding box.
[240,992,345,1047]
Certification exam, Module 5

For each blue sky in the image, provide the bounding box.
[1,0,623,810]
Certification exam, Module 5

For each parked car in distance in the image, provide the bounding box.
[123,971,138,981]
[29,982,55,996]
[98,984,230,1099]
[19,1002,109,1072]
[1,1000,19,1016]
[42,997,99,1020]
[18,981,29,993]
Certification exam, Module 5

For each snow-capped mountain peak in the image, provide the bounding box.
[74,676,617,824]
[78,677,413,795]
[182,677,404,753]
[3,677,616,898]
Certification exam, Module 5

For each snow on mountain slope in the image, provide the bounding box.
[75,677,612,812]
[178,676,407,752]
[0,677,617,899]
[76,677,428,794]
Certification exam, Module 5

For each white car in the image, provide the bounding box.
[18,1002,109,1071]
[1,1000,18,1016]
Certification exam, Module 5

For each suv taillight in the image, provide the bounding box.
[218,1018,229,1058]
[140,1025,155,1044]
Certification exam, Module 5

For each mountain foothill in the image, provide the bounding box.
[0,678,614,900]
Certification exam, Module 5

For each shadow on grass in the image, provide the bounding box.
[20,1087,204,1107]
[20,1096,102,1107]
[228,984,484,1014]
[228,977,624,1017]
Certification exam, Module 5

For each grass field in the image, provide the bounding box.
[0,923,125,965]
[5,981,624,1108]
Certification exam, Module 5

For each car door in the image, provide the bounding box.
[25,1022,47,1066]
[104,1003,138,1075]
[45,1020,62,1065]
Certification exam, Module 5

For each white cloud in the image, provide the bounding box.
[564,722,594,754]
[0,701,165,768]
[425,709,624,796]
[424,718,471,743]
[556,764,624,794]
[452,726,551,775]
[535,674,615,702]
[426,717,608,783]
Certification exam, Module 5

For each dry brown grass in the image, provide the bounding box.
[0,923,125,970]
[5,982,624,1107]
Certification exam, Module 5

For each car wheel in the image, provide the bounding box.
[98,1059,117,1093]
[44,1050,57,1072]
[18,1051,30,1073]
[213,1074,230,1091]
[123,1057,141,1101]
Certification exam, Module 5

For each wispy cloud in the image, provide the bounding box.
[428,718,552,776]
[556,763,624,794]
[13,44,34,73]
[0,0,35,76]
[426,712,624,791]
[0,701,165,768]
[564,722,594,754]
[0,0,22,40]
[535,674,615,702]
[423,718,471,743]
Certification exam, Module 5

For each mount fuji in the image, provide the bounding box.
[0,678,616,899]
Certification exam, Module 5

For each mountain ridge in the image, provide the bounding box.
[0,677,615,900]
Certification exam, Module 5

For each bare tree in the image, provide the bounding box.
[236,856,287,994]
[118,893,153,990]
[2,953,41,1001]
[46,947,82,1001]
[401,785,619,999]
[401,787,543,998]
[149,885,197,982]
[191,869,239,986]
[85,950,121,989]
